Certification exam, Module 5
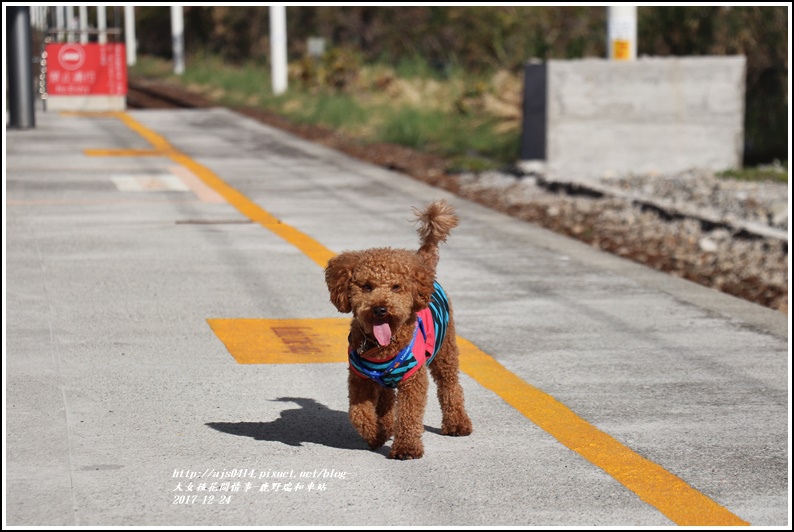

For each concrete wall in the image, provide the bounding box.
[45,95,126,112]
[543,56,746,180]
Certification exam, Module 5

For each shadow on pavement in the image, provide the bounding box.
[207,396,445,453]
[206,397,365,450]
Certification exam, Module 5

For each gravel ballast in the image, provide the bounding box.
[450,167,789,314]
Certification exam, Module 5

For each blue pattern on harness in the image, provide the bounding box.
[348,281,450,388]
[426,280,449,359]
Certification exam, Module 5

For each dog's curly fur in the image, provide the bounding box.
[325,200,472,459]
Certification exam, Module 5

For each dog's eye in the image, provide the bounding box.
[392,284,402,292]
[361,283,373,293]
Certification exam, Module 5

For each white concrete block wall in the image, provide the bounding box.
[545,56,746,180]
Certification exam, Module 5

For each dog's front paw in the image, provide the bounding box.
[442,418,473,437]
[389,442,424,460]
[442,411,473,437]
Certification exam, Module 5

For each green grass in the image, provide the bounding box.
[373,105,519,171]
[181,54,272,107]
[128,55,176,79]
[287,93,369,131]
[131,54,273,107]
[393,54,459,80]
[376,106,445,148]
[718,161,788,183]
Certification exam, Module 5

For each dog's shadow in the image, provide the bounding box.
[206,397,366,451]
[207,396,443,451]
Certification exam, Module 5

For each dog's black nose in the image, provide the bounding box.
[373,306,388,318]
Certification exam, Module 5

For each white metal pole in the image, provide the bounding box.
[66,6,75,42]
[269,5,288,95]
[607,6,637,61]
[55,6,65,41]
[97,6,107,44]
[125,6,137,66]
[79,6,88,44]
[32,6,46,31]
[171,5,185,75]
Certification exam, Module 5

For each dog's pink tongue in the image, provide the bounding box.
[373,322,392,346]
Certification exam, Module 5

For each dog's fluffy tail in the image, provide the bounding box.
[414,200,458,271]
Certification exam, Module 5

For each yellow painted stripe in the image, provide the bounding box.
[59,111,124,118]
[86,111,747,526]
[84,148,162,157]
[457,338,748,526]
[112,112,176,154]
[208,318,349,364]
[86,112,336,269]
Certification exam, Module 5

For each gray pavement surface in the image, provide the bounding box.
[4,108,790,527]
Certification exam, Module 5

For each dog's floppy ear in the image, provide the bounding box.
[411,258,435,313]
[324,252,360,313]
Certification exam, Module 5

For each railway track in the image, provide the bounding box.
[127,79,213,109]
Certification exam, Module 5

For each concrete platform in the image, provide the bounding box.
[4,108,789,526]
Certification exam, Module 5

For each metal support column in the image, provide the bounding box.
[6,6,36,129]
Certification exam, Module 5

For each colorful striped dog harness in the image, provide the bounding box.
[348,281,450,388]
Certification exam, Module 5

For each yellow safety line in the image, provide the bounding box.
[108,111,334,268]
[84,111,748,526]
[207,317,350,365]
[84,148,162,157]
[457,338,749,526]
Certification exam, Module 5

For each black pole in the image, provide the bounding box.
[520,61,547,160]
[7,6,36,129]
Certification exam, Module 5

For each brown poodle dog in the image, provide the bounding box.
[325,200,472,459]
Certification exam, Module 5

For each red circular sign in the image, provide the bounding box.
[57,44,86,71]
